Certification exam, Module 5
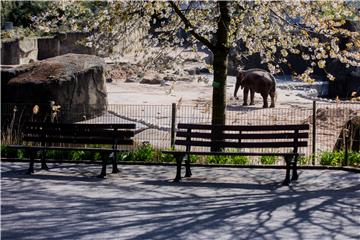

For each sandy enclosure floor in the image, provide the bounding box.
[1,162,359,240]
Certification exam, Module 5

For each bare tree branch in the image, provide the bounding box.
[169,1,215,52]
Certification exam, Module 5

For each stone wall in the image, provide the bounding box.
[1,32,96,64]
[1,39,20,65]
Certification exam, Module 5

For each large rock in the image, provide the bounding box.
[1,54,108,123]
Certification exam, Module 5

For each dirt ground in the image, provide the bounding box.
[99,49,360,160]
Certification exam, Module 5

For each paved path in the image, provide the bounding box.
[1,162,359,240]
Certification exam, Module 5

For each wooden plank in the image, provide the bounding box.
[24,129,135,137]
[23,136,134,145]
[174,140,308,148]
[162,151,300,157]
[24,122,136,129]
[176,131,309,140]
[177,123,309,131]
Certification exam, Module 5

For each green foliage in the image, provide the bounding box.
[348,152,360,166]
[17,149,26,160]
[320,151,344,166]
[68,150,86,161]
[206,155,249,165]
[0,145,17,158]
[298,155,312,165]
[1,1,50,28]
[260,156,278,165]
[45,150,63,160]
[160,153,176,163]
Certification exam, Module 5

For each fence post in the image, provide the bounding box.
[171,103,176,149]
[344,129,349,166]
[312,100,316,165]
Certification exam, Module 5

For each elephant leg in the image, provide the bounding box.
[250,89,255,105]
[243,87,249,106]
[269,91,276,108]
[261,93,269,108]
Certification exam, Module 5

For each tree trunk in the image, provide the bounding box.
[211,2,230,151]
[211,50,228,126]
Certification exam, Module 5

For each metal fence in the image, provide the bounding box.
[1,102,359,164]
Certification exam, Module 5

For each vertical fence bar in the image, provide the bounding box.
[171,103,176,149]
[312,100,316,165]
[344,129,349,166]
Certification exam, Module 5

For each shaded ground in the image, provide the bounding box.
[1,162,359,240]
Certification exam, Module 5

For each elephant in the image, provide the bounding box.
[234,68,276,108]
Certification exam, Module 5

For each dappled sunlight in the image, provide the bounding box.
[1,163,359,239]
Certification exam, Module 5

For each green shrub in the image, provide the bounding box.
[260,155,277,165]
[160,153,176,163]
[45,150,64,160]
[132,143,154,162]
[348,152,360,166]
[17,149,26,160]
[298,155,312,165]
[1,145,18,158]
[229,155,249,165]
[68,150,86,161]
[93,152,101,161]
[206,155,249,165]
[320,151,344,166]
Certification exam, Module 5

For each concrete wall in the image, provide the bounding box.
[1,39,20,65]
[37,36,60,60]
[1,32,96,64]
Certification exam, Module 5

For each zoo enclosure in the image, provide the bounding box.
[1,101,359,165]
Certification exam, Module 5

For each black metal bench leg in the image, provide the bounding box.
[98,153,107,178]
[173,154,183,182]
[40,150,49,171]
[112,152,120,174]
[283,156,291,186]
[184,156,192,177]
[26,149,35,175]
[291,156,299,181]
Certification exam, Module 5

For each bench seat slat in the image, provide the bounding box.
[176,131,309,140]
[175,140,307,148]
[177,123,310,131]
[24,123,136,129]
[23,137,134,145]
[162,151,302,156]
[24,129,135,138]
[6,145,130,152]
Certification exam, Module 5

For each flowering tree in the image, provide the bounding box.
[34,1,359,126]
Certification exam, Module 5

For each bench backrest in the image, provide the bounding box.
[22,122,135,145]
[175,123,309,152]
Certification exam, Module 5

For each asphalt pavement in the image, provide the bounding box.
[1,162,359,240]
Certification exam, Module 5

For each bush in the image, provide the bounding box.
[1,145,17,158]
[320,151,344,166]
[68,150,86,161]
[45,150,64,160]
[206,155,249,165]
[298,155,312,165]
[348,152,360,166]
[160,153,176,163]
[260,156,277,165]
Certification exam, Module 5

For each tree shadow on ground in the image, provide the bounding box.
[1,163,359,240]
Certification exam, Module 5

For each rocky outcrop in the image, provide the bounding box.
[334,116,360,152]
[2,54,108,123]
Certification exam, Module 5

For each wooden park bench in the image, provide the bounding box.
[7,122,135,178]
[163,123,309,185]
